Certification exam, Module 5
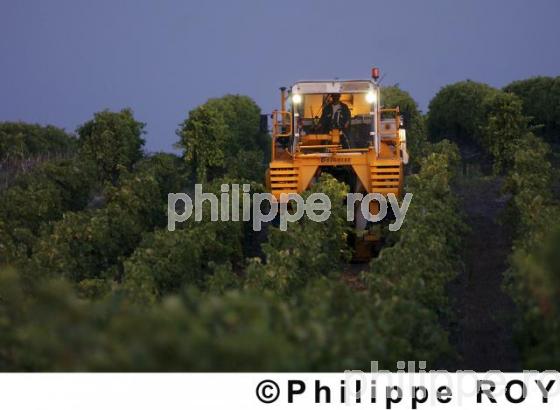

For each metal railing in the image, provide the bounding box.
[271,110,293,160]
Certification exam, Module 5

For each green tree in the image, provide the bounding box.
[0,122,76,163]
[427,80,498,146]
[77,109,145,184]
[504,76,560,143]
[481,92,530,173]
[204,95,268,156]
[177,95,269,183]
[0,159,95,260]
[177,105,228,182]
[134,152,186,196]
[30,156,183,290]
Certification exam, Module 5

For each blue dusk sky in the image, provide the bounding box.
[1,0,559,151]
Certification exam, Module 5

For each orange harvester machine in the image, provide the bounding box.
[265,68,409,260]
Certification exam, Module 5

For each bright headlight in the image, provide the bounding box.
[292,94,302,104]
[366,91,376,104]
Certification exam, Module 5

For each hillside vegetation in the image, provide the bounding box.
[1,78,559,370]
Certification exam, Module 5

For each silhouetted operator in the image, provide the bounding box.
[320,93,351,147]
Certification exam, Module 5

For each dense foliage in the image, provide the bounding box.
[0,109,148,267]
[362,141,465,360]
[177,95,269,183]
[428,77,560,368]
[77,108,145,184]
[504,76,560,143]
[499,127,560,368]
[0,267,435,371]
[0,159,95,262]
[29,154,185,295]
[0,122,76,163]
[0,152,462,370]
[427,80,497,146]
[365,141,463,309]
[1,78,558,371]
[480,92,532,174]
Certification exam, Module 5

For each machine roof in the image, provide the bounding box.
[291,80,375,94]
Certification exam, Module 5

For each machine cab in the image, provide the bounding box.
[267,69,408,203]
[271,77,407,161]
[292,80,377,149]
